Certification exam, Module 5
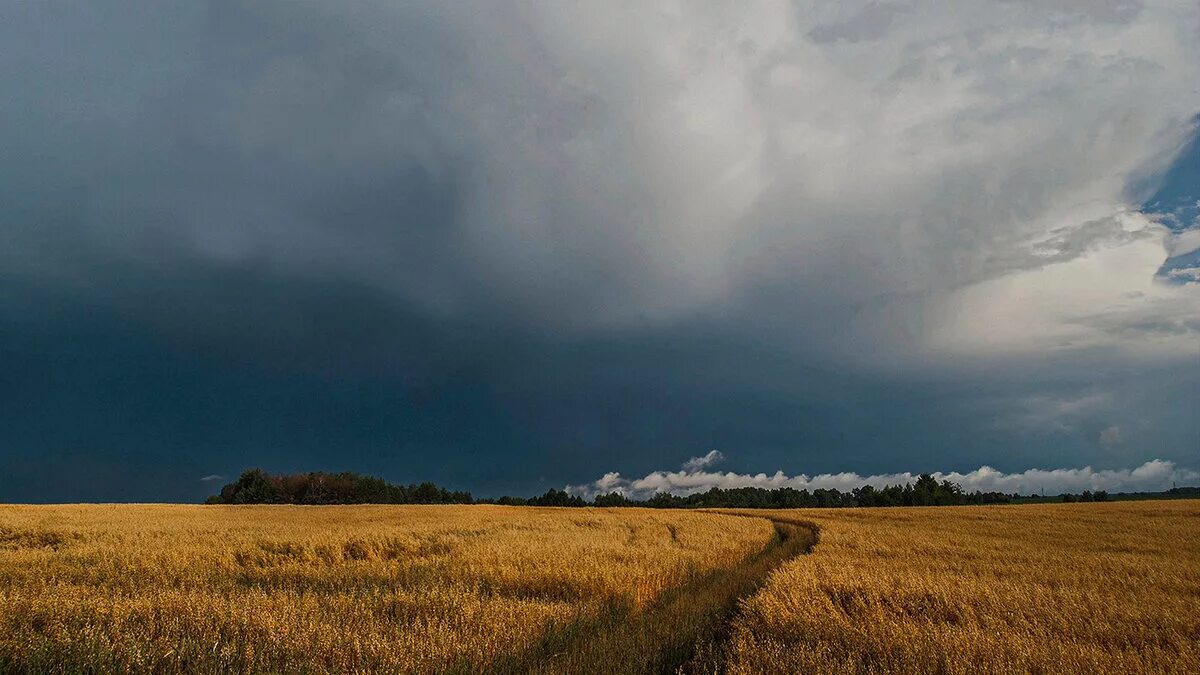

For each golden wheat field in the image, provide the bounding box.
[0,501,1196,674]
[0,505,773,673]
[718,500,1200,674]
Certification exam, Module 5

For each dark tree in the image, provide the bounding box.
[206,469,472,505]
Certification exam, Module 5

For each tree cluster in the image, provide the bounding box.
[1166,486,1199,496]
[851,474,1012,506]
[205,469,472,505]
[482,488,588,507]
[1060,490,1108,503]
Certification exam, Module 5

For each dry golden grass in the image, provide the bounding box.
[509,518,816,674]
[0,504,772,673]
[720,500,1200,674]
[4,501,1195,674]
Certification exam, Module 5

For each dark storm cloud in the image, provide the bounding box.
[0,0,736,332]
[1,1,1198,501]
[4,0,1198,339]
[2,2,472,314]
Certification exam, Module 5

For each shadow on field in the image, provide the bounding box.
[480,514,819,675]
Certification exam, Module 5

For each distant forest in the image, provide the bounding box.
[205,470,473,505]
[205,469,1070,508]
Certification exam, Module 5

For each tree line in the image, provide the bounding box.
[205,469,472,505]
[207,469,1017,508]
[1059,490,1108,503]
[486,474,1013,508]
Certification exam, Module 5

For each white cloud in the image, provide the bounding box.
[682,450,724,472]
[199,474,225,483]
[1167,228,1200,258]
[567,456,1200,500]
[927,218,1200,359]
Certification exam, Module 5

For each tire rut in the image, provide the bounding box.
[483,512,818,675]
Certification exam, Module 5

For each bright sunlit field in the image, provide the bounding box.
[719,500,1200,674]
[0,505,772,673]
[1,501,1196,674]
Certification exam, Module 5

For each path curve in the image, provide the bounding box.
[487,511,819,675]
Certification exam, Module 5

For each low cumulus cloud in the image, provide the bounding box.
[681,450,724,472]
[567,454,1199,500]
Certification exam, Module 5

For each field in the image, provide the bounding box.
[0,505,774,673]
[0,501,1196,674]
[719,501,1200,674]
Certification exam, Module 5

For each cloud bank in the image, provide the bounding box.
[2,0,1198,357]
[0,1,1197,500]
[567,453,1200,500]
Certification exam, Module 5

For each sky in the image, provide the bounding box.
[1,0,1198,503]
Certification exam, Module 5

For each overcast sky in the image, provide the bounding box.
[2,0,1197,502]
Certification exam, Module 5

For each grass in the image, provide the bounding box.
[0,504,772,673]
[2,500,1195,674]
[717,500,1200,674]
[495,517,817,674]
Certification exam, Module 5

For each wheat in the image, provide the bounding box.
[720,500,1200,674]
[0,504,772,673]
[4,500,1194,673]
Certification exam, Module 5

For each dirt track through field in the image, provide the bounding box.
[488,513,819,675]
